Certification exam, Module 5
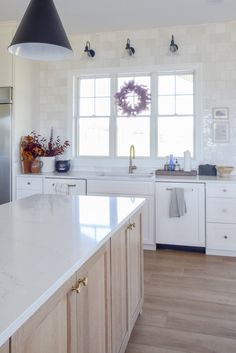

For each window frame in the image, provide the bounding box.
[71,64,202,167]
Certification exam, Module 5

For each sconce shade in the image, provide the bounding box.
[8,0,73,61]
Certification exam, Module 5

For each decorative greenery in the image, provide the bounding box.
[114,80,151,117]
[21,128,70,161]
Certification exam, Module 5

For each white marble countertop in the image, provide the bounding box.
[0,194,145,347]
[17,171,236,183]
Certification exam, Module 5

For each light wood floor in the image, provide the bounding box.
[126,250,236,353]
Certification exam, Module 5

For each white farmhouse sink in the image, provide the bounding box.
[97,172,154,179]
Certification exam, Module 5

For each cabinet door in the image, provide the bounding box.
[0,25,13,86]
[0,342,9,353]
[127,212,143,329]
[74,243,111,353]
[111,224,129,353]
[11,275,76,353]
[156,182,205,247]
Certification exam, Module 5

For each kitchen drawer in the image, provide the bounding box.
[207,183,236,198]
[207,198,236,223]
[207,223,236,251]
[44,178,86,195]
[16,176,43,191]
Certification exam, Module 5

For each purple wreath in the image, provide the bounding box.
[114,80,151,117]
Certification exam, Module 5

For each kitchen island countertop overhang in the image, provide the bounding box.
[0,194,145,347]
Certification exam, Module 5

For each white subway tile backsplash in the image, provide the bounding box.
[39,21,236,166]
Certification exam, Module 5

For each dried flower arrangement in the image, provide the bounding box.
[114,80,151,117]
[21,129,70,161]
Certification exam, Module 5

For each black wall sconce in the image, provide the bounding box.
[84,41,95,57]
[125,38,135,56]
[169,35,178,53]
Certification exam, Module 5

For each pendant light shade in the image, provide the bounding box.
[8,0,73,61]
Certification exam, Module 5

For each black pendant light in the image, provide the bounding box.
[8,0,73,61]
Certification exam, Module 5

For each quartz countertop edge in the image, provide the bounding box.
[0,195,145,347]
[16,171,236,183]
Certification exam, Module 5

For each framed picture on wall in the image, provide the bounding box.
[213,121,230,143]
[212,107,229,120]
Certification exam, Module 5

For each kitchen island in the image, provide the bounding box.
[0,194,145,353]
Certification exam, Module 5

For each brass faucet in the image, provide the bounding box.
[129,144,137,174]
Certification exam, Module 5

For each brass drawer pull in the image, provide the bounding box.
[127,222,136,230]
[68,184,76,187]
[72,277,88,293]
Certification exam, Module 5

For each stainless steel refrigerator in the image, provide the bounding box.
[0,87,12,205]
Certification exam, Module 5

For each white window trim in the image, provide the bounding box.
[68,63,203,169]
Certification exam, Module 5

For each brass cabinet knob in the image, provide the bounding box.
[72,277,88,293]
[224,235,228,239]
[131,222,136,229]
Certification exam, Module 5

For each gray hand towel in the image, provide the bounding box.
[169,188,187,218]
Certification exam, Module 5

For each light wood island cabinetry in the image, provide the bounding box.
[4,207,143,353]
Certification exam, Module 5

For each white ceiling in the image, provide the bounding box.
[0,0,236,34]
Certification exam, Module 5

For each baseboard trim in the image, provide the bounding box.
[143,244,156,251]
[156,243,206,253]
[206,249,236,257]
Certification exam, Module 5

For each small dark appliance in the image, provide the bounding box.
[198,164,217,176]
[55,160,71,173]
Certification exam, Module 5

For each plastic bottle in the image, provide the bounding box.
[168,154,175,172]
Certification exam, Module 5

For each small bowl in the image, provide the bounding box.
[216,166,234,177]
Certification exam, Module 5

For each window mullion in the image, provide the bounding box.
[110,74,116,158]
[151,72,157,158]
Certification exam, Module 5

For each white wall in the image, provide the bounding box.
[39,21,236,169]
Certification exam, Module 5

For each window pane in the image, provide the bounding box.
[117,117,150,157]
[95,78,110,97]
[79,98,95,116]
[158,96,175,115]
[80,79,94,97]
[158,116,193,157]
[79,118,109,156]
[95,98,110,116]
[158,75,175,95]
[118,77,133,90]
[176,95,193,115]
[176,75,193,95]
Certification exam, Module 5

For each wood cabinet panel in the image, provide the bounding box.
[11,275,76,353]
[127,212,143,328]
[74,242,111,353]
[111,224,129,353]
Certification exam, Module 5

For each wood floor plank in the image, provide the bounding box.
[166,311,236,339]
[125,250,236,353]
[129,325,236,353]
[126,343,184,353]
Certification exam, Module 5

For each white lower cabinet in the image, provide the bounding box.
[206,182,236,256]
[87,179,155,249]
[156,182,205,247]
[16,176,43,200]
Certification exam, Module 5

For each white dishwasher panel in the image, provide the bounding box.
[156,182,205,247]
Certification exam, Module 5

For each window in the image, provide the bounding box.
[77,77,111,156]
[116,75,151,157]
[75,70,196,159]
[157,73,194,157]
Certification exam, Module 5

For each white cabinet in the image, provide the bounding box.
[87,179,155,249]
[156,182,205,248]
[44,178,86,195]
[16,176,43,200]
[206,182,236,256]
